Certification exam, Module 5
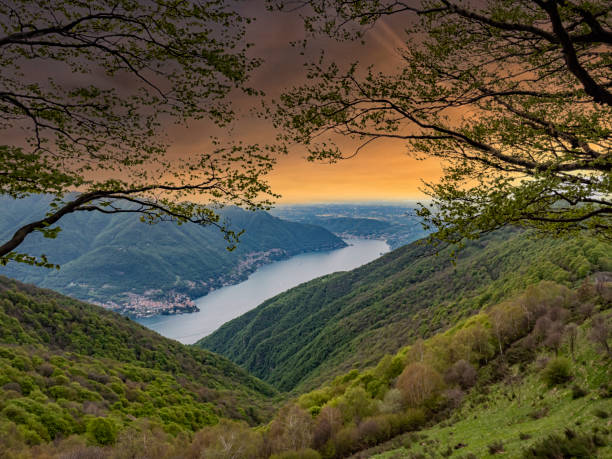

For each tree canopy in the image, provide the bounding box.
[0,0,276,267]
[269,0,612,243]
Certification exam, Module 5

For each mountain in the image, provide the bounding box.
[270,204,429,249]
[0,275,277,448]
[1,231,610,458]
[198,228,612,392]
[303,217,393,238]
[0,195,345,316]
[269,277,612,458]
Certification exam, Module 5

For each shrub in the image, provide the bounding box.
[86,417,118,445]
[444,360,477,390]
[488,441,504,454]
[571,385,588,399]
[593,409,608,419]
[506,337,537,365]
[443,388,465,410]
[529,407,550,420]
[356,417,390,447]
[598,382,612,398]
[522,430,597,458]
[270,449,321,459]
[397,363,444,408]
[542,358,572,387]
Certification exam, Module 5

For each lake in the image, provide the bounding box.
[136,238,390,344]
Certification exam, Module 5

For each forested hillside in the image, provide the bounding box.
[199,228,612,392]
[0,276,277,452]
[4,275,609,458]
[260,278,611,458]
[0,196,345,314]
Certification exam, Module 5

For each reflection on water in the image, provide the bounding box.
[136,238,389,344]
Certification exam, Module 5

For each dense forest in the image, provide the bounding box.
[0,275,278,454]
[199,228,612,392]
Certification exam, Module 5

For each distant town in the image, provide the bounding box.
[99,291,199,318]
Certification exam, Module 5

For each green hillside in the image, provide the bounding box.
[199,228,612,392]
[0,276,277,450]
[0,196,345,311]
[6,274,608,458]
[263,278,612,458]
[1,234,610,458]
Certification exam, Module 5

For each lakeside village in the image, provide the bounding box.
[96,249,291,318]
[98,291,199,319]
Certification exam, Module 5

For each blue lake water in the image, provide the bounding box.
[136,238,389,344]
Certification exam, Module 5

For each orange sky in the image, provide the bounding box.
[167,4,443,204]
[267,144,442,203]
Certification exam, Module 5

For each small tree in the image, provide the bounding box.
[269,404,314,454]
[312,405,342,449]
[444,360,478,390]
[86,417,117,446]
[488,302,528,357]
[396,362,444,408]
[589,314,612,358]
[565,323,579,361]
[188,419,264,459]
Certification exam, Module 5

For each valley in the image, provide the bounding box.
[1,0,610,457]
[0,196,347,317]
[198,227,612,392]
[0,229,610,458]
[136,238,389,343]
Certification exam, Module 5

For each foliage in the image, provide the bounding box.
[0,276,277,448]
[200,228,612,391]
[589,313,612,358]
[396,363,444,408]
[86,417,118,446]
[2,264,611,457]
[542,358,573,387]
[263,275,611,458]
[187,419,264,459]
[522,429,599,458]
[269,0,612,242]
[270,449,322,459]
[0,0,276,267]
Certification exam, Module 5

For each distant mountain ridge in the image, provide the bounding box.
[198,228,612,392]
[270,204,429,249]
[0,195,346,316]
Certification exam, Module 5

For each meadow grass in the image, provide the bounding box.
[371,345,611,458]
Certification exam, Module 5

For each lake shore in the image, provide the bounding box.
[136,238,389,344]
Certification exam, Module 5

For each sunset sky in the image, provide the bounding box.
[168,3,443,204]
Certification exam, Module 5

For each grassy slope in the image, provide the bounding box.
[0,196,345,304]
[0,276,278,444]
[199,228,612,392]
[367,337,612,458]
